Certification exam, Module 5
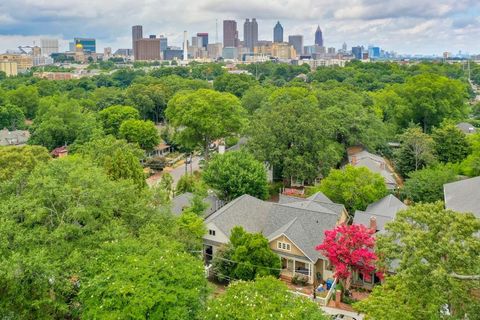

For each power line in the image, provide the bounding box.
[201,252,284,272]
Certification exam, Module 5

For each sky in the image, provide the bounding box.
[0,0,479,55]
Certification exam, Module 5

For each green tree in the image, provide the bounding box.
[213,73,258,97]
[126,83,167,122]
[175,211,206,251]
[355,203,480,319]
[461,132,480,177]
[248,87,343,182]
[6,85,40,118]
[75,136,146,188]
[202,151,269,201]
[0,103,25,130]
[29,96,102,150]
[0,145,50,184]
[212,227,281,281]
[394,127,436,177]
[79,230,208,319]
[202,277,327,320]
[314,165,387,213]
[98,105,140,136]
[401,164,458,203]
[432,122,471,163]
[119,119,160,151]
[241,85,273,114]
[166,89,247,160]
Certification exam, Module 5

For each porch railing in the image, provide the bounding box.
[317,277,337,306]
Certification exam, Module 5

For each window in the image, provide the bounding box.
[277,241,291,251]
[209,229,216,236]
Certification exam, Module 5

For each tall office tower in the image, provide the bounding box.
[197,33,209,48]
[132,25,143,56]
[74,38,96,53]
[159,36,168,52]
[273,21,283,43]
[243,18,258,52]
[223,20,238,47]
[315,26,323,47]
[342,42,347,52]
[40,39,59,57]
[352,46,363,59]
[288,35,303,56]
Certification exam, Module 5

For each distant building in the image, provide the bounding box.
[134,38,161,60]
[159,36,168,52]
[74,38,96,53]
[273,21,283,43]
[315,26,323,47]
[132,25,143,56]
[163,48,183,60]
[0,129,30,146]
[207,43,223,59]
[288,35,303,56]
[352,46,363,59]
[223,20,239,48]
[0,61,18,77]
[342,42,348,52]
[271,43,296,60]
[1,54,33,71]
[222,47,239,60]
[197,33,208,48]
[368,46,381,59]
[243,18,258,52]
[114,49,133,57]
[40,39,59,57]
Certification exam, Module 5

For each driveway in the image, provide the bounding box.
[321,307,364,320]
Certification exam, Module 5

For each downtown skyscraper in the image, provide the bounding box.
[315,26,323,47]
[273,21,283,43]
[243,18,258,52]
[223,20,239,48]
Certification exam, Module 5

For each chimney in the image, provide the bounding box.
[369,216,377,232]
[351,155,357,165]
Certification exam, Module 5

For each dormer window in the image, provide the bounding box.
[209,229,216,236]
[277,241,291,251]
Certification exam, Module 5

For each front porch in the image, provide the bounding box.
[280,256,315,284]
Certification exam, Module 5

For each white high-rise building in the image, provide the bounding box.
[40,39,59,57]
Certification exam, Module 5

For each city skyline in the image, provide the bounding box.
[0,0,479,55]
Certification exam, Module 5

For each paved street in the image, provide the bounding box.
[147,156,201,188]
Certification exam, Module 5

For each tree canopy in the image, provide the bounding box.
[202,151,269,201]
[119,119,160,151]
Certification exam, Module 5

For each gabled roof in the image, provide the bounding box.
[353,194,407,232]
[0,129,30,146]
[444,176,480,219]
[347,150,397,188]
[205,192,345,263]
[456,122,477,134]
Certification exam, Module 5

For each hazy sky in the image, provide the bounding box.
[0,0,479,55]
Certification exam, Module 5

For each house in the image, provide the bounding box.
[171,192,224,217]
[51,146,68,158]
[444,176,480,219]
[353,194,407,234]
[352,194,407,288]
[456,122,477,135]
[0,129,30,146]
[148,143,171,158]
[347,147,398,190]
[203,192,348,284]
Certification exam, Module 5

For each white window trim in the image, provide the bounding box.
[277,241,291,251]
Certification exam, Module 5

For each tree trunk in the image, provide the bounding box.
[204,138,210,162]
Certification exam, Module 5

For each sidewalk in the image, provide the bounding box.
[321,306,364,320]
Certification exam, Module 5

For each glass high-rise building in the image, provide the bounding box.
[288,35,303,56]
[273,21,283,43]
[315,26,323,47]
[223,20,238,48]
[74,38,96,53]
[243,18,258,52]
[197,33,209,48]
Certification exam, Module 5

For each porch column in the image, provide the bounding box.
[293,259,296,276]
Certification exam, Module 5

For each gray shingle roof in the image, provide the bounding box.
[456,122,477,134]
[0,129,30,146]
[353,194,407,232]
[205,192,345,262]
[348,150,397,189]
[444,176,480,218]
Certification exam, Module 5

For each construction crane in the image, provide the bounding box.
[17,46,34,54]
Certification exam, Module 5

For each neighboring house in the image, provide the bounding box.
[203,192,348,284]
[51,146,68,158]
[456,122,477,135]
[171,192,224,217]
[444,176,480,219]
[352,194,407,288]
[353,194,407,234]
[148,143,171,158]
[0,129,30,146]
[347,147,398,190]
